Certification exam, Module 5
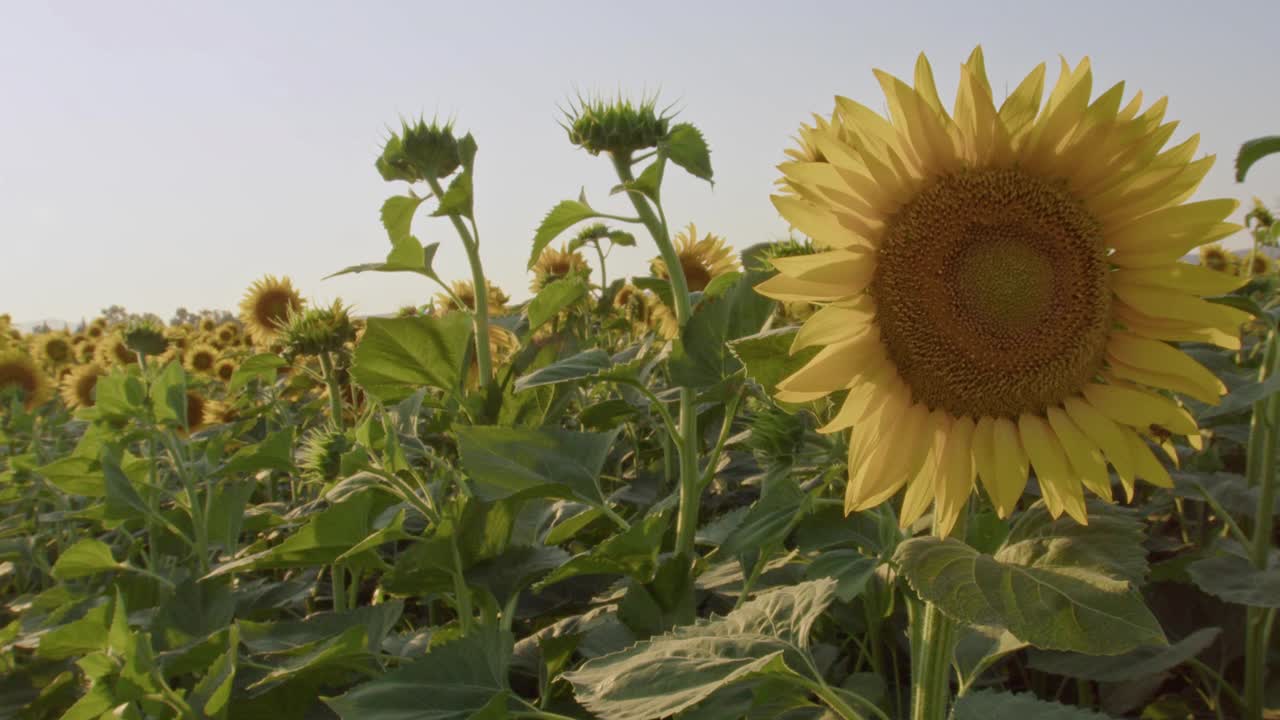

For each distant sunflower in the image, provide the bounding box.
[184,343,219,376]
[644,292,680,341]
[1199,243,1236,274]
[95,332,137,367]
[31,333,74,368]
[651,223,739,292]
[60,362,105,410]
[239,275,304,346]
[434,280,510,316]
[761,49,1244,535]
[531,244,591,292]
[202,399,240,426]
[85,320,106,340]
[198,317,218,334]
[0,350,52,410]
[1247,251,1275,277]
[214,357,238,383]
[182,390,209,434]
[76,341,97,364]
[613,283,652,333]
[215,321,240,346]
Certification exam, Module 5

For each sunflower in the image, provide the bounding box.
[182,390,209,434]
[31,332,74,368]
[95,332,137,367]
[60,362,105,410]
[85,320,106,340]
[0,350,52,410]
[1246,251,1275,277]
[76,341,97,364]
[650,223,740,292]
[198,317,218,334]
[202,399,240,426]
[214,357,238,383]
[531,244,591,292]
[612,283,652,333]
[1199,243,1236,274]
[184,343,219,376]
[760,49,1246,536]
[239,275,305,347]
[434,280,510,316]
[644,292,680,341]
[215,322,241,346]
[466,325,521,389]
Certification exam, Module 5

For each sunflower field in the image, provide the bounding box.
[5,49,1280,720]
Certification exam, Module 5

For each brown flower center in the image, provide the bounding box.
[871,169,1111,418]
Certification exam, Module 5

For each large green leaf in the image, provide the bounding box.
[527,275,588,330]
[222,428,294,474]
[51,539,121,581]
[536,512,669,589]
[528,198,601,270]
[1028,627,1221,683]
[1196,370,1280,423]
[669,272,773,387]
[228,353,287,393]
[1188,541,1280,608]
[721,479,811,558]
[564,579,836,720]
[728,328,820,396]
[380,195,425,241]
[455,425,617,507]
[513,348,612,392]
[1236,135,1280,181]
[325,626,513,720]
[954,690,1117,720]
[895,503,1165,655]
[351,313,473,404]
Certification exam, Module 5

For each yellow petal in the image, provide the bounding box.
[770,195,874,251]
[1110,222,1241,268]
[1123,427,1173,489]
[1081,382,1198,435]
[1112,283,1251,334]
[1105,199,1239,254]
[777,329,883,394]
[1113,261,1246,297]
[998,62,1047,142]
[769,249,876,290]
[1114,302,1242,350]
[846,396,923,512]
[754,273,858,303]
[791,300,876,353]
[1019,413,1088,524]
[992,417,1030,517]
[1062,396,1135,499]
[1106,332,1226,402]
[934,416,976,538]
[817,361,896,433]
[1046,407,1112,501]
[899,410,950,528]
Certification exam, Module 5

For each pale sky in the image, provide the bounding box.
[3,1,1279,325]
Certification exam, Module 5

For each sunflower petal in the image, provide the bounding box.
[1019,413,1088,524]
[1062,396,1135,499]
[934,416,976,538]
[1046,407,1112,501]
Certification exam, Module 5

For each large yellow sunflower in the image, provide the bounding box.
[239,275,305,347]
[759,49,1246,536]
[0,350,52,410]
[531,244,591,292]
[650,223,740,292]
[60,362,106,410]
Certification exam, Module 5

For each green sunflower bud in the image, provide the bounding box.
[377,118,461,182]
[123,318,168,357]
[564,96,672,157]
[280,300,357,359]
[299,425,351,482]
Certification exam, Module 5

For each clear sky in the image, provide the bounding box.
[3,1,1279,325]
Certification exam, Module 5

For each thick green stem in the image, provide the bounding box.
[318,351,345,429]
[610,153,701,556]
[910,519,962,720]
[332,564,347,612]
[593,240,608,288]
[427,177,493,385]
[1245,330,1280,720]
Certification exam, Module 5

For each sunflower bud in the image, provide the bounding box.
[299,425,351,482]
[123,319,168,357]
[280,300,357,359]
[377,119,461,182]
[564,96,671,157]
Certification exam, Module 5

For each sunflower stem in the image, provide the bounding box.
[317,351,345,430]
[426,176,494,387]
[609,152,701,557]
[1245,328,1280,720]
[910,516,962,720]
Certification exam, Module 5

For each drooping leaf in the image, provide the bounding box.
[326,237,441,281]
[1197,370,1280,423]
[1188,541,1280,608]
[351,313,473,404]
[529,199,601,270]
[1236,135,1280,181]
[514,349,612,392]
[223,428,294,475]
[564,580,836,720]
[663,123,713,184]
[721,479,811,558]
[804,550,878,602]
[324,626,513,720]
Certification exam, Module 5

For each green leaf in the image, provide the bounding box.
[1028,627,1221,683]
[189,623,239,718]
[536,512,669,589]
[223,428,294,475]
[380,195,424,241]
[804,550,878,602]
[455,425,617,507]
[1173,471,1278,520]
[1236,135,1280,181]
[1188,541,1280,607]
[326,237,441,280]
[351,314,473,404]
[466,544,570,607]
[1197,370,1280,423]
[721,479,811,558]
[996,502,1149,586]
[514,349,612,392]
[228,353,287,393]
[148,360,187,426]
[954,690,1117,720]
[663,123,713,184]
[614,158,665,201]
[527,275,588,330]
[325,626,513,720]
[93,370,146,421]
[431,172,473,219]
[895,534,1166,655]
[51,539,120,580]
[669,271,773,387]
[529,198,600,270]
[564,580,836,720]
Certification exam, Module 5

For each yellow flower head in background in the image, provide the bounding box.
[60,362,106,410]
[31,332,74,368]
[215,357,238,384]
[1247,251,1274,277]
[215,321,241,346]
[1198,243,1235,274]
[182,390,209,434]
[95,332,137,367]
[0,349,52,410]
[184,343,219,376]
[531,244,591,292]
[760,48,1245,536]
[239,275,304,347]
[651,223,740,292]
[435,280,510,316]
